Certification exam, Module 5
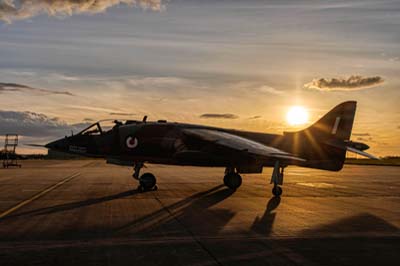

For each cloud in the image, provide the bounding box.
[304,75,384,91]
[357,137,373,142]
[83,118,94,122]
[0,0,163,23]
[0,82,74,96]
[256,85,284,95]
[200,113,239,119]
[127,76,188,87]
[353,133,371,137]
[0,110,90,137]
[248,115,262,120]
[49,73,82,81]
[109,112,136,116]
[67,105,122,113]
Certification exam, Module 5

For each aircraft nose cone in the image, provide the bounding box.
[45,138,68,151]
[45,141,54,149]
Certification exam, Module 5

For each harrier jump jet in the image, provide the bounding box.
[45,101,376,196]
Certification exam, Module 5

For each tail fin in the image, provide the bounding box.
[284,101,357,171]
[303,101,357,142]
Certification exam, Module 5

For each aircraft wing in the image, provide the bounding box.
[182,128,305,162]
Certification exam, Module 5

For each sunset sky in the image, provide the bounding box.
[0,0,399,156]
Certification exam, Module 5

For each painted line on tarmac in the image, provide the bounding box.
[0,172,80,219]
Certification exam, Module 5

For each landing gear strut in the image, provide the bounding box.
[133,162,158,192]
[223,167,242,190]
[270,161,284,197]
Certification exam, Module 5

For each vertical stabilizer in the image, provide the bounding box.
[283,101,357,171]
[303,101,357,142]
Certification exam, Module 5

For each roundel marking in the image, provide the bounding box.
[126,136,138,149]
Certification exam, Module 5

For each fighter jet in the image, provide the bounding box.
[45,101,377,196]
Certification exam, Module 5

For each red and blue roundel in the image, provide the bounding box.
[126,136,138,149]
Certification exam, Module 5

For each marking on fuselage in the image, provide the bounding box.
[126,136,138,149]
[0,172,80,220]
[69,145,87,153]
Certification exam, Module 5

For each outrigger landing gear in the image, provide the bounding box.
[223,167,242,190]
[132,162,158,192]
[271,161,285,197]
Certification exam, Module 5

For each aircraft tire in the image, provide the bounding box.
[224,173,242,190]
[139,173,157,191]
[272,186,282,197]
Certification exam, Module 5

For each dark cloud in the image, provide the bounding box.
[304,75,384,91]
[357,137,373,142]
[200,113,239,119]
[0,110,90,137]
[0,82,74,96]
[353,132,373,142]
[109,112,136,116]
[353,133,371,137]
[0,0,163,23]
[248,115,262,120]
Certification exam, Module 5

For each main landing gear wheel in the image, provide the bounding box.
[272,185,282,197]
[224,173,242,190]
[138,172,158,192]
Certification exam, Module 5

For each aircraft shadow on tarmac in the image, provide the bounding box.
[301,213,399,235]
[113,184,237,237]
[1,183,285,238]
[250,196,281,236]
[2,184,242,238]
[3,190,140,219]
[3,183,397,240]
[1,182,399,266]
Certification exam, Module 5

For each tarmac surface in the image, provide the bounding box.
[0,160,399,266]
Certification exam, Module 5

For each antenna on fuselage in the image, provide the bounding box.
[142,116,148,123]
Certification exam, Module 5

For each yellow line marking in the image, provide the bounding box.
[0,172,80,219]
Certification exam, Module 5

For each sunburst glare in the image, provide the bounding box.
[286,106,309,126]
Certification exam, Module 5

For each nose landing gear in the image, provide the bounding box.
[133,162,158,192]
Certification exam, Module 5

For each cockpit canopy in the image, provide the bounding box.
[77,119,143,136]
[79,122,103,136]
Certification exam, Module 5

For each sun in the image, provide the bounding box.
[286,106,309,126]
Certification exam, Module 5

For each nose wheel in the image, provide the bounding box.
[133,162,158,192]
[138,173,158,192]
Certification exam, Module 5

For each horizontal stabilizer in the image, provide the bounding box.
[324,139,378,159]
[346,146,379,160]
